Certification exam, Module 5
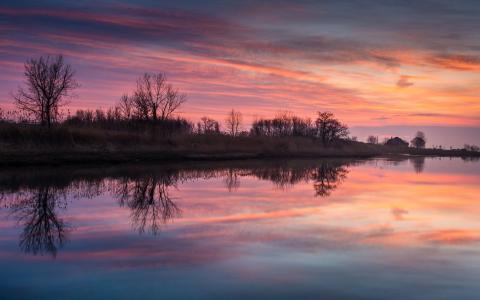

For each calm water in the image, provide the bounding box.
[1,157,480,299]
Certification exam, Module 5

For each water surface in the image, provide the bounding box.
[1,157,480,299]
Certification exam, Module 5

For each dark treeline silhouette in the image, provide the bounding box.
[3,55,352,142]
[64,108,193,135]
[196,116,220,134]
[251,112,349,144]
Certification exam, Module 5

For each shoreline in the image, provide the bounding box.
[1,147,478,167]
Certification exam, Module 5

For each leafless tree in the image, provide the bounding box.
[226,109,242,136]
[367,135,378,144]
[131,73,186,121]
[464,144,480,152]
[410,131,426,148]
[315,111,349,144]
[162,84,187,120]
[12,55,78,127]
[118,94,133,119]
[197,116,220,134]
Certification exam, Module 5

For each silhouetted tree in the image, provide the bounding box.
[251,113,313,137]
[197,116,220,134]
[130,73,186,121]
[464,144,480,152]
[13,55,79,128]
[367,135,378,144]
[118,94,133,119]
[226,109,242,136]
[315,112,349,144]
[163,84,187,120]
[411,131,426,148]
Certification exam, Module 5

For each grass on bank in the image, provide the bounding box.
[0,122,478,166]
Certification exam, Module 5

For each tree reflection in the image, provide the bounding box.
[247,160,350,196]
[461,156,480,162]
[116,174,181,235]
[312,162,348,197]
[0,160,355,257]
[9,187,68,257]
[410,156,425,173]
[224,168,240,192]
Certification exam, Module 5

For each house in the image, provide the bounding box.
[385,137,409,147]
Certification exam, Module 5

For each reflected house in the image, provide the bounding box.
[9,187,68,257]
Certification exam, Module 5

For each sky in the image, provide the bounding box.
[1,0,479,147]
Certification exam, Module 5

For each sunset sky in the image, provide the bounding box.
[1,0,479,146]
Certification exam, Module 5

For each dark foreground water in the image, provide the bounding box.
[1,157,480,299]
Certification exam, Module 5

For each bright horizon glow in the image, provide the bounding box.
[0,1,479,146]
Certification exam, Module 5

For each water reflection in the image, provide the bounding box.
[116,175,181,235]
[1,157,480,299]
[0,157,433,257]
[409,156,425,173]
[8,187,68,257]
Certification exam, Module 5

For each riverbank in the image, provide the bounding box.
[1,142,478,167]
[0,146,380,166]
[0,125,478,166]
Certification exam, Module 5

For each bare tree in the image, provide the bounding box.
[118,94,133,119]
[162,84,187,120]
[410,131,426,148]
[226,109,242,136]
[464,144,480,152]
[197,116,220,134]
[131,73,186,121]
[315,112,349,144]
[367,135,378,144]
[13,55,78,127]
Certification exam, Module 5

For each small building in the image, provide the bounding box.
[385,137,409,147]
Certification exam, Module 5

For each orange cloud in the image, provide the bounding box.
[420,229,480,245]
[428,54,480,71]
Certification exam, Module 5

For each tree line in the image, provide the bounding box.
[3,54,479,151]
[2,54,352,144]
[250,112,349,143]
